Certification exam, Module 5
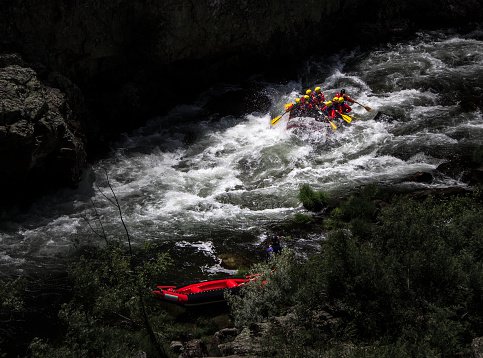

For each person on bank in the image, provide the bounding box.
[266,237,282,259]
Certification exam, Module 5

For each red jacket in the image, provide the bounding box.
[340,102,352,113]
[336,93,355,104]
[311,92,325,104]
[321,105,337,119]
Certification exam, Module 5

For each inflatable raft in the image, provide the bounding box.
[152,277,250,306]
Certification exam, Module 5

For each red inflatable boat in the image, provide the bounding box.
[153,277,251,306]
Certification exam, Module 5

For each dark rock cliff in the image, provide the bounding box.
[0,0,481,202]
[0,54,86,204]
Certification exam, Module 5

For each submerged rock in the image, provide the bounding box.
[0,54,86,204]
[403,171,434,184]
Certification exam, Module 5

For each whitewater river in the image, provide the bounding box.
[1,29,482,280]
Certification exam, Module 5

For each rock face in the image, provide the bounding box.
[0,54,86,203]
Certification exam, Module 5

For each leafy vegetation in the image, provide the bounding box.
[29,242,172,358]
[298,184,329,212]
[229,186,483,357]
[3,182,482,357]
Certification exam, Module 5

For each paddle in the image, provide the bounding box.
[353,100,372,112]
[339,112,352,123]
[271,105,293,126]
[316,107,337,130]
[328,118,337,130]
[270,112,286,126]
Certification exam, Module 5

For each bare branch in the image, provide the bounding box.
[90,198,109,245]
[95,181,116,206]
[81,213,104,242]
[102,168,133,258]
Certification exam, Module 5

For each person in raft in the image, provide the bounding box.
[319,100,337,120]
[333,96,352,114]
[336,89,355,105]
[311,86,325,104]
[288,98,302,119]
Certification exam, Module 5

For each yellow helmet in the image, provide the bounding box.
[314,87,321,92]
[305,89,312,95]
[284,103,294,110]
[333,96,339,102]
[304,95,310,100]
[337,97,344,103]
[324,100,333,107]
[295,98,301,103]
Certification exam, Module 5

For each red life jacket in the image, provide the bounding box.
[312,92,325,104]
[341,103,352,113]
[336,93,355,104]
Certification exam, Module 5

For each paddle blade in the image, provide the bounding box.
[355,101,372,112]
[329,120,337,130]
[270,115,283,126]
[340,113,352,123]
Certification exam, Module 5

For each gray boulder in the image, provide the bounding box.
[0,54,86,202]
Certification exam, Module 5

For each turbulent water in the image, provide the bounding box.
[1,29,482,281]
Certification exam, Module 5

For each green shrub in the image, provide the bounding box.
[29,242,172,358]
[227,249,302,327]
[298,184,329,212]
[293,213,313,224]
[230,188,483,356]
[338,185,379,221]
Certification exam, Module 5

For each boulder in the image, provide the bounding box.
[170,341,184,354]
[0,54,86,203]
[213,327,239,345]
[218,323,271,357]
[179,339,206,358]
[473,337,483,358]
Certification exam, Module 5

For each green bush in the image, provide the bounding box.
[298,184,329,212]
[230,188,483,356]
[29,242,173,358]
[293,213,313,224]
[227,250,302,327]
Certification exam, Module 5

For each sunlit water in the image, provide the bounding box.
[1,29,482,280]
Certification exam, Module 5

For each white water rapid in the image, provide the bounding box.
[1,29,482,279]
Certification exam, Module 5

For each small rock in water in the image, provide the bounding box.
[404,171,433,184]
[373,111,397,122]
